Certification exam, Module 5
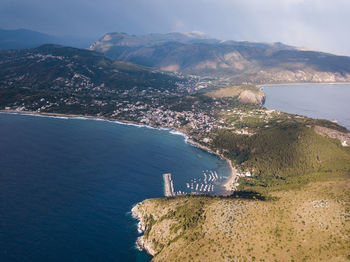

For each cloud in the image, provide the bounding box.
[0,0,349,55]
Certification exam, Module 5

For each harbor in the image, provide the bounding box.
[163,170,227,197]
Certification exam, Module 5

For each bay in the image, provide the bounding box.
[0,113,230,262]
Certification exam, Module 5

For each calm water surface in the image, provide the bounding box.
[0,113,230,262]
[263,83,350,129]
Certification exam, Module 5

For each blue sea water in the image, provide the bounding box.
[0,113,230,262]
[263,83,350,129]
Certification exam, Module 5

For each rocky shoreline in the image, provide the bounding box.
[131,204,157,256]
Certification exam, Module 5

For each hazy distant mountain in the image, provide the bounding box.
[0,28,96,50]
[89,31,219,50]
[90,31,295,51]
[0,28,57,49]
[90,32,350,84]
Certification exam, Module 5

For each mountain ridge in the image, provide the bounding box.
[89,32,350,84]
[0,44,184,93]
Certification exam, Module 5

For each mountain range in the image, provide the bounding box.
[1,29,350,85]
[90,32,350,84]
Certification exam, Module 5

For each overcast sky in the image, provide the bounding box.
[1,0,349,55]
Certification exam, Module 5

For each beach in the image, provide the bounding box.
[185,138,238,194]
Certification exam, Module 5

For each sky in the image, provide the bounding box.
[0,0,349,56]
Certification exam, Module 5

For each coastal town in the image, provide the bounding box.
[2,78,286,140]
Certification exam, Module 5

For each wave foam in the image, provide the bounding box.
[169,130,188,141]
[2,112,191,142]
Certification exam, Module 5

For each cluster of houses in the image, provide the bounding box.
[115,103,217,132]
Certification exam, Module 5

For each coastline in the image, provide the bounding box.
[0,110,162,129]
[257,81,350,88]
[186,138,238,194]
[131,203,156,256]
[0,109,237,194]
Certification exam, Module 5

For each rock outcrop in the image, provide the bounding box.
[238,90,266,105]
[314,125,350,146]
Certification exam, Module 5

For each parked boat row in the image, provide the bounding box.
[164,170,225,196]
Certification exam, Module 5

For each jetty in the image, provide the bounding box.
[163,173,175,197]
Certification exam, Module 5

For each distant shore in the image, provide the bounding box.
[1,109,237,195]
[257,82,350,88]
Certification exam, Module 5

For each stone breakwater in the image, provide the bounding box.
[163,173,175,197]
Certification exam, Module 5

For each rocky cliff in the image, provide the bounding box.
[206,85,266,105]
[238,89,266,104]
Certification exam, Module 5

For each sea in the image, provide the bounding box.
[0,113,231,262]
[262,83,350,130]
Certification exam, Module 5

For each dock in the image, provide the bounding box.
[163,173,175,197]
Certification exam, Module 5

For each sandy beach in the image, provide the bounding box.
[186,138,238,194]
[222,162,239,192]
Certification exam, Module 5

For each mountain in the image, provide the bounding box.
[0,28,58,50]
[0,28,97,50]
[0,44,187,113]
[89,31,219,50]
[90,31,295,52]
[0,44,182,91]
[90,32,350,84]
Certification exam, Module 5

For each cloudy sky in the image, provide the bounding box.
[1,0,349,55]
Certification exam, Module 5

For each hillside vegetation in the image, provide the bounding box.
[211,123,350,191]
[133,117,350,261]
[0,44,189,114]
[134,174,349,261]
[0,44,182,91]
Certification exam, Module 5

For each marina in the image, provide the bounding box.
[162,170,227,196]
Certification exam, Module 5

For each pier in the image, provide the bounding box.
[163,173,175,197]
